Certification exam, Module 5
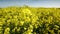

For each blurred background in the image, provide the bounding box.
[0,0,60,8]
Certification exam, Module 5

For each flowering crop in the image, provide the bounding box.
[0,7,60,34]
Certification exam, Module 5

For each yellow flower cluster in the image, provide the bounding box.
[0,7,60,34]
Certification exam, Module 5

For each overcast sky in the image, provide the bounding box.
[0,0,60,8]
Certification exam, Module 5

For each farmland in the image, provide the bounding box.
[0,6,60,34]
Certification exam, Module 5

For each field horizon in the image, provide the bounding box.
[0,5,60,8]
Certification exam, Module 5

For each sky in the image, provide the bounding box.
[0,0,60,8]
